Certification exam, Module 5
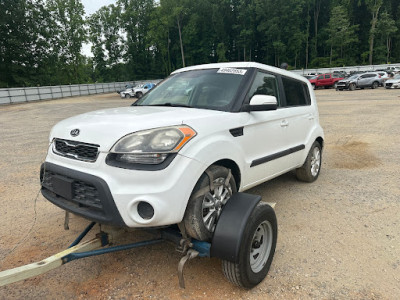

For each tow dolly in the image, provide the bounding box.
[0,193,277,289]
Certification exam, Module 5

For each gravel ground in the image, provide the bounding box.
[0,89,399,299]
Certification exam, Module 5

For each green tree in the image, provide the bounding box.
[119,0,155,78]
[46,0,87,84]
[88,4,124,82]
[365,0,383,65]
[376,11,397,63]
[326,5,358,65]
[0,0,51,87]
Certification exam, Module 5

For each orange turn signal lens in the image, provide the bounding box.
[174,126,197,151]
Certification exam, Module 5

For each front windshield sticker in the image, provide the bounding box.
[217,68,247,75]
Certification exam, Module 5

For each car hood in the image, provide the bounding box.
[338,78,354,83]
[120,88,133,93]
[50,106,231,151]
[385,78,400,84]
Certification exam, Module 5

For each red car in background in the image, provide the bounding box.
[308,73,344,89]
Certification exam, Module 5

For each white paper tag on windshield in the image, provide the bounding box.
[217,68,247,75]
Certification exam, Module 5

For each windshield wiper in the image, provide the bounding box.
[147,103,193,108]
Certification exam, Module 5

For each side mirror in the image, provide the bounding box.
[243,95,278,112]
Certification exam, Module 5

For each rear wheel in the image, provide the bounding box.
[371,81,379,89]
[222,202,277,289]
[136,91,143,98]
[183,165,237,241]
[296,141,322,182]
[125,94,131,98]
[333,82,338,89]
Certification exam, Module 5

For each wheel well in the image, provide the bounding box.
[213,159,241,190]
[316,137,324,149]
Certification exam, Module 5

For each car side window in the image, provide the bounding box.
[281,77,310,107]
[248,71,280,106]
[325,74,331,79]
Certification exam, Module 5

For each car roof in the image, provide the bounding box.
[171,62,309,85]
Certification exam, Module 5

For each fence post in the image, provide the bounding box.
[7,87,11,104]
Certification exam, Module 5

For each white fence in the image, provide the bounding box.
[0,80,161,105]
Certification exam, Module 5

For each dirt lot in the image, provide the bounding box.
[0,89,399,299]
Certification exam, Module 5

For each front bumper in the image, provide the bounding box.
[336,82,350,89]
[385,82,400,89]
[41,151,204,227]
[41,162,125,226]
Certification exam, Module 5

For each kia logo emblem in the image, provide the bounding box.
[70,129,80,137]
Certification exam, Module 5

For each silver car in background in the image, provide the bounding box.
[336,72,381,91]
[384,74,400,89]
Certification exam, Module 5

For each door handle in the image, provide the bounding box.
[308,114,314,120]
[280,120,289,127]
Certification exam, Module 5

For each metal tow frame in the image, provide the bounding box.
[0,222,211,288]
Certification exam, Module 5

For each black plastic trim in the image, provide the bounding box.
[210,193,261,262]
[106,153,177,171]
[40,162,125,226]
[229,127,244,137]
[250,144,305,167]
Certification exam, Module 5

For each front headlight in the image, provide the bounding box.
[108,126,196,166]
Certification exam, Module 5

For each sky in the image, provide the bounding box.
[81,0,116,16]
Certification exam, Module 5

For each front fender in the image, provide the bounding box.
[181,132,246,179]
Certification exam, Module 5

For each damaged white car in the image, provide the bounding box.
[40,62,324,242]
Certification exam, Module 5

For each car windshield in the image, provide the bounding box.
[135,68,247,111]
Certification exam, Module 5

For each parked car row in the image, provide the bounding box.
[303,68,400,91]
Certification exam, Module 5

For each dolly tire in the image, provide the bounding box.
[183,165,236,241]
[222,202,277,289]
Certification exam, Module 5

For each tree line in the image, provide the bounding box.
[1,0,399,88]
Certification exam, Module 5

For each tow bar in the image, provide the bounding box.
[0,193,277,289]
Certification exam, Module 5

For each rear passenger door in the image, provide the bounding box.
[357,74,372,87]
[323,74,331,86]
[279,76,314,167]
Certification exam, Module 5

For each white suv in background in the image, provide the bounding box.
[41,62,324,242]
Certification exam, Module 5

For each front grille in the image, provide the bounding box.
[385,83,393,88]
[53,139,99,162]
[42,170,102,210]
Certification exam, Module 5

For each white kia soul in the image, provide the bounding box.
[41,62,324,241]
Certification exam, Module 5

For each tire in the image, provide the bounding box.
[371,81,378,89]
[349,83,356,91]
[333,82,338,89]
[136,91,143,98]
[311,83,316,90]
[222,202,277,289]
[125,93,131,98]
[296,141,322,182]
[183,165,237,241]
